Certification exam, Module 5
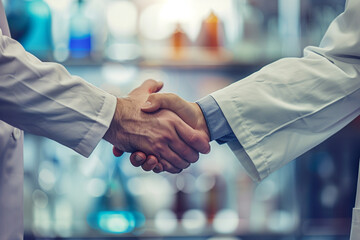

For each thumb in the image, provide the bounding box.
[142,93,198,128]
[129,79,163,97]
[143,79,163,94]
[141,93,181,112]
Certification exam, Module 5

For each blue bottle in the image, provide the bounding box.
[19,0,52,60]
[69,0,92,59]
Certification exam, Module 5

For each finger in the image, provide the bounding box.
[113,147,124,157]
[130,152,147,167]
[175,120,211,154]
[141,155,159,172]
[153,163,163,173]
[169,139,199,163]
[142,93,186,113]
[159,159,182,174]
[161,146,191,169]
[141,93,210,154]
[129,79,163,97]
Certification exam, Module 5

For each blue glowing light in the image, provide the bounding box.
[87,210,145,234]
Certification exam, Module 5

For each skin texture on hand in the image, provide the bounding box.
[128,92,211,173]
[104,80,211,173]
[142,93,210,138]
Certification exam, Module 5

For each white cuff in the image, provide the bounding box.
[74,93,117,157]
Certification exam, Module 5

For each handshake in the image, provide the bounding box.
[103,79,211,174]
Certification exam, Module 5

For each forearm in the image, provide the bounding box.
[212,0,360,181]
[0,33,116,157]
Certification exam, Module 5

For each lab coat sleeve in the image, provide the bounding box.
[211,0,360,182]
[0,31,117,157]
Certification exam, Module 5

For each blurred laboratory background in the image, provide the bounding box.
[4,0,360,239]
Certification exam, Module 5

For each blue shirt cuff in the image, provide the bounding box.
[196,95,237,144]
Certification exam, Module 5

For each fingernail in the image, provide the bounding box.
[142,101,152,107]
[147,158,156,165]
[135,155,144,162]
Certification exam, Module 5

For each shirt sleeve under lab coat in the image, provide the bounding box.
[211,0,360,182]
[196,95,236,143]
[0,30,117,157]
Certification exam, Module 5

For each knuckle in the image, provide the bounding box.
[166,132,175,142]
[187,132,198,144]
[145,79,155,84]
[153,143,164,153]
[167,93,176,99]
[163,93,176,102]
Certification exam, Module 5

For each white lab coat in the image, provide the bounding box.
[212,0,360,238]
[0,3,116,240]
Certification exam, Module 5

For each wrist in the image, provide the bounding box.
[193,103,210,141]
[103,98,123,145]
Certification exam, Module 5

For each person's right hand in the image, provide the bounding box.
[128,93,211,173]
[104,80,210,173]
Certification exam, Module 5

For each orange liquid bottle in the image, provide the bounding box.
[171,23,188,59]
[203,11,220,49]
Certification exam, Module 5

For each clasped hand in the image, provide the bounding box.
[103,80,210,173]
